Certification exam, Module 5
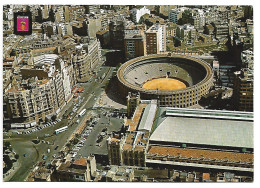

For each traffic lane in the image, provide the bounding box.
[7,60,113,180]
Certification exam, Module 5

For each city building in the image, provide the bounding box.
[124,29,147,59]
[126,92,141,118]
[130,6,150,23]
[212,21,229,41]
[168,9,182,24]
[145,24,166,54]
[176,24,196,45]
[241,48,253,70]
[52,156,97,181]
[72,38,101,82]
[233,68,253,112]
[108,101,253,174]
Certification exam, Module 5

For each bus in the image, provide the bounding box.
[78,109,86,117]
[55,126,68,134]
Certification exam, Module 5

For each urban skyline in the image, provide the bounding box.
[3,4,254,182]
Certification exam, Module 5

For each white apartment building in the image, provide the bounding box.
[131,6,150,23]
[146,24,166,54]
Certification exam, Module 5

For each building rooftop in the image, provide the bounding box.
[165,108,253,121]
[150,108,253,148]
[138,100,157,132]
[73,158,88,166]
[126,103,147,131]
[147,146,253,163]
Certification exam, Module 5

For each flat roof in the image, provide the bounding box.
[150,116,253,148]
[165,108,253,121]
[147,146,253,163]
[138,101,157,132]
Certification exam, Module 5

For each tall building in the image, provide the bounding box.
[176,24,196,45]
[5,78,59,123]
[193,14,206,31]
[145,24,166,55]
[168,9,182,24]
[107,137,122,165]
[233,68,253,112]
[130,6,150,23]
[4,54,73,123]
[126,92,140,118]
[124,29,147,59]
[72,38,101,82]
[212,21,229,41]
[241,48,253,70]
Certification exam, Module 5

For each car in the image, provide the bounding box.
[73,148,80,152]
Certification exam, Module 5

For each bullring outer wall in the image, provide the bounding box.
[117,54,214,107]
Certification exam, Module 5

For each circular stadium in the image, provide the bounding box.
[117,54,214,107]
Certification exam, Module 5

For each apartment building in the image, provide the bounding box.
[233,68,253,112]
[124,29,147,59]
[176,24,196,45]
[5,78,59,123]
[131,6,150,23]
[72,38,101,82]
[168,9,182,24]
[52,156,97,181]
[146,24,166,55]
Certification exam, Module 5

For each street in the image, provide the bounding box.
[3,49,126,181]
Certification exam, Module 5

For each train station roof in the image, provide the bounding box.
[150,108,253,148]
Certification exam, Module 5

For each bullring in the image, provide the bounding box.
[117,54,214,107]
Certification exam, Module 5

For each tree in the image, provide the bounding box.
[51,115,57,121]
[15,154,19,160]
[4,142,10,148]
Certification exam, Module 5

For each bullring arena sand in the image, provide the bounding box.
[142,78,187,91]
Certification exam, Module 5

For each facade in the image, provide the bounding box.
[176,24,196,45]
[52,156,97,181]
[145,24,166,54]
[72,38,101,82]
[168,9,182,24]
[131,6,150,23]
[124,30,147,59]
[193,14,206,31]
[212,21,229,41]
[4,54,73,123]
[5,79,59,123]
[241,48,253,70]
[233,68,253,112]
[126,92,141,117]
